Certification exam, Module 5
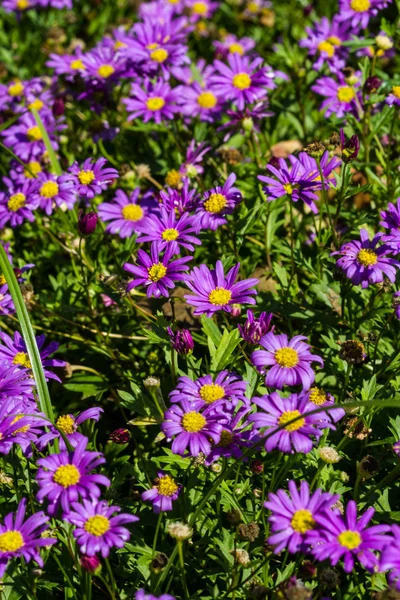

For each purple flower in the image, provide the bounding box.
[179,140,211,178]
[331,228,400,288]
[78,211,98,236]
[0,498,56,578]
[393,291,400,320]
[82,47,126,83]
[213,34,256,59]
[340,128,360,163]
[184,261,258,316]
[380,525,400,589]
[0,364,34,401]
[36,438,110,516]
[0,286,15,316]
[1,113,57,162]
[46,51,87,77]
[99,188,149,238]
[0,178,38,228]
[264,481,339,553]
[0,399,49,456]
[141,471,182,512]
[204,407,254,465]
[31,172,76,215]
[185,0,219,21]
[311,74,361,119]
[196,173,242,230]
[64,499,138,557]
[162,400,226,457]
[380,199,400,231]
[218,102,273,139]
[167,327,194,355]
[135,590,176,600]
[386,85,400,107]
[238,310,274,344]
[0,331,65,382]
[309,501,391,572]
[80,555,101,572]
[2,0,33,12]
[299,16,352,72]
[37,408,104,450]
[137,208,201,254]
[67,158,118,200]
[249,391,335,454]
[124,79,179,124]
[159,181,201,215]
[169,371,247,411]
[306,387,345,423]
[176,81,222,122]
[337,0,378,29]
[251,333,323,390]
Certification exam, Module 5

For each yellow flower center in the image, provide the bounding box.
[71,59,85,70]
[150,48,169,63]
[199,383,225,403]
[24,161,41,179]
[28,99,44,111]
[53,464,81,488]
[181,411,206,432]
[317,41,335,57]
[327,35,342,46]
[8,81,24,97]
[11,415,30,434]
[337,86,356,103]
[114,40,127,50]
[8,193,26,212]
[157,475,178,496]
[146,97,166,111]
[16,0,29,9]
[247,1,258,11]
[148,263,167,282]
[121,204,144,221]
[275,347,299,368]
[308,387,327,406]
[161,228,179,241]
[392,85,400,99]
[197,91,217,109]
[283,183,293,195]
[78,170,95,185]
[165,170,182,188]
[350,0,370,11]
[12,352,31,369]
[0,275,5,285]
[204,193,227,213]
[192,1,208,14]
[357,248,378,266]
[27,126,42,141]
[232,73,252,90]
[40,181,59,198]
[56,415,75,435]
[338,530,362,549]
[0,531,24,552]
[278,410,305,431]
[208,287,232,306]
[84,515,110,536]
[291,509,315,533]
[97,64,115,78]
[218,429,233,446]
[229,43,244,55]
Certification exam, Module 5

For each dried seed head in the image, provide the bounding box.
[338,340,366,364]
[151,552,168,573]
[238,522,260,542]
[225,509,242,525]
[319,567,341,590]
[304,142,326,158]
[344,417,371,440]
[319,447,341,464]
[231,548,250,566]
[136,164,151,179]
[357,455,379,478]
[167,522,193,541]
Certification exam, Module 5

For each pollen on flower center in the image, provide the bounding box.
[8,81,24,96]
[28,99,44,111]
[283,183,293,195]
[114,40,127,50]
[350,0,370,11]
[392,85,400,99]
[8,193,26,212]
[56,414,76,435]
[357,248,378,266]
[12,352,31,369]
[122,204,144,221]
[337,86,355,103]
[78,170,95,185]
[338,530,362,549]
[53,464,81,488]
[40,181,59,198]
[157,475,178,496]
[229,43,244,55]
[11,415,30,434]
[146,97,166,111]
[208,287,232,306]
[0,530,24,552]
[218,429,233,447]
[97,64,115,78]
[17,0,30,8]
[204,193,227,213]
[0,275,5,285]
[308,387,327,406]
[291,509,315,533]
[182,411,206,432]
[27,126,42,141]
[24,161,42,179]
[71,59,85,70]
[278,410,305,431]
[275,347,299,368]
[232,73,252,90]
[148,262,167,281]
[192,1,208,14]
[327,35,342,46]
[199,383,225,403]
[197,91,217,109]
[150,48,169,63]
[84,515,110,536]
[160,227,179,242]
[317,41,335,57]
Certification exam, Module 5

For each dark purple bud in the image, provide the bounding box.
[363,76,382,94]
[80,555,101,573]
[238,310,274,345]
[268,156,280,169]
[339,129,360,163]
[167,327,194,355]
[52,97,65,117]
[250,459,264,474]
[303,4,313,16]
[109,428,130,444]
[78,211,98,236]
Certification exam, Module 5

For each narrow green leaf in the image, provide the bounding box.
[201,314,222,346]
[31,108,62,175]
[211,328,241,371]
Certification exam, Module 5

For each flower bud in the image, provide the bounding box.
[238,310,274,345]
[319,447,341,464]
[393,440,400,456]
[339,129,360,163]
[52,97,65,117]
[364,76,382,94]
[167,522,193,541]
[210,463,222,473]
[143,377,160,391]
[357,455,379,478]
[109,428,130,444]
[250,459,264,474]
[167,327,194,355]
[375,34,393,50]
[340,471,349,483]
[151,552,168,573]
[80,555,101,573]
[78,211,98,236]
[242,117,253,132]
[230,303,241,318]
[231,548,250,566]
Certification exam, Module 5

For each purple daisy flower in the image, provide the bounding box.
[214,34,256,59]
[36,438,110,516]
[251,333,323,390]
[1,112,57,162]
[184,261,258,316]
[135,590,176,600]
[211,54,272,110]
[0,498,56,578]
[0,286,15,316]
[141,471,182,512]
[66,157,118,200]
[306,386,345,423]
[264,480,339,554]
[185,0,219,21]
[37,408,104,450]
[311,74,361,119]
[299,16,352,72]
[124,242,191,298]
[159,180,201,215]
[137,208,202,254]
[2,0,34,12]
[380,199,400,231]
[64,499,138,557]
[0,400,49,456]
[31,172,76,215]
[176,82,222,122]
[386,85,400,107]
[81,47,126,83]
[337,0,378,29]
[124,79,179,124]
[162,399,226,457]
[218,102,273,140]
[238,310,274,344]
[204,407,254,465]
[331,228,400,288]
[9,159,44,185]
[0,364,34,401]
[0,178,39,228]
[46,51,87,78]
[179,140,211,179]
[380,525,400,589]
[196,173,242,230]
[98,188,149,238]
[169,371,248,411]
[309,501,391,572]
[0,331,65,382]
[249,391,335,454]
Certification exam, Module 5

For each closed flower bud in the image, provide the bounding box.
[231,548,250,566]
[109,428,130,444]
[364,76,382,94]
[230,303,241,318]
[80,555,101,573]
[339,130,360,164]
[167,327,194,355]
[167,522,193,541]
[238,310,274,345]
[78,211,98,236]
[242,117,253,132]
[375,34,393,50]
[151,552,168,573]
[340,471,349,483]
[357,455,379,478]
[393,440,400,456]
[250,459,264,474]
[304,142,326,158]
[210,463,222,473]
[52,96,65,117]
[143,377,160,390]
[319,447,341,464]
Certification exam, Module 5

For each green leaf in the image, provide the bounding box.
[31,107,62,175]
[211,328,241,371]
[273,262,288,288]
[201,314,222,345]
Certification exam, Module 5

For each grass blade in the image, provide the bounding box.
[31,107,62,176]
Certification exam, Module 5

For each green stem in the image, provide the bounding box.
[177,541,189,600]
[152,512,163,557]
